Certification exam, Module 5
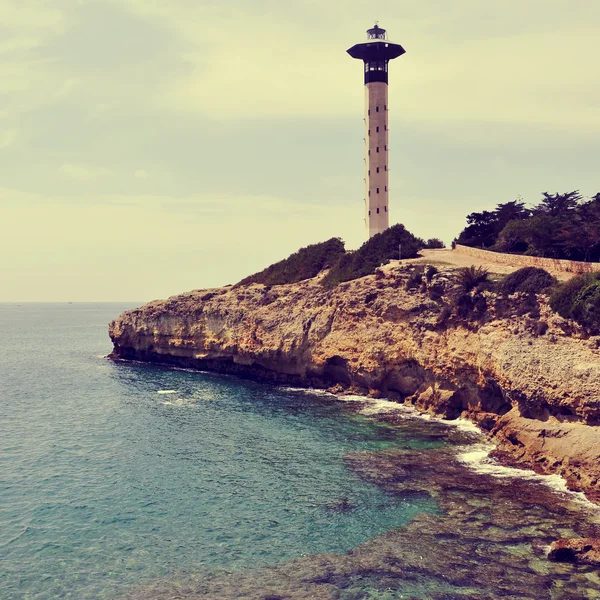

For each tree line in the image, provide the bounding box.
[457,191,600,262]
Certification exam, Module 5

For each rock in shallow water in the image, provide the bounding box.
[124,440,600,600]
[548,538,600,566]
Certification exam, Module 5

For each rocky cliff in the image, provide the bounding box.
[109,264,600,502]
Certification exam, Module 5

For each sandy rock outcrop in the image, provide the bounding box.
[109,265,600,501]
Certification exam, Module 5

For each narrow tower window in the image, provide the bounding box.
[384,165,387,171]
[376,167,379,173]
[385,185,387,191]
[376,147,379,153]
[376,126,379,132]
[368,129,371,135]
[377,208,380,213]
[376,106,379,112]
[384,206,387,212]
[377,188,380,193]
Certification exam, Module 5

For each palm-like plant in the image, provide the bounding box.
[455,266,489,293]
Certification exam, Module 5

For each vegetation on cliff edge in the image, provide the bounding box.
[236,238,345,286]
[499,267,556,295]
[322,224,424,288]
[237,225,425,288]
[550,272,600,332]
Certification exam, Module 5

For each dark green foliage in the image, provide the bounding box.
[500,267,556,295]
[237,238,345,286]
[456,209,498,248]
[424,238,445,249]
[322,224,424,288]
[532,191,582,217]
[495,215,564,258]
[424,265,439,283]
[406,266,424,289]
[448,267,490,322]
[454,266,489,293]
[550,273,600,331]
[457,200,530,248]
[458,191,600,261]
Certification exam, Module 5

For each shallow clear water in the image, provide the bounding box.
[0,304,439,600]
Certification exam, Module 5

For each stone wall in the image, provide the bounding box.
[454,244,600,275]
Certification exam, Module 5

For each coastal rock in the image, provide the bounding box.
[108,264,600,501]
[548,538,600,565]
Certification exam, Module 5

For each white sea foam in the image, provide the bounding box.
[157,390,177,395]
[440,417,481,434]
[282,385,600,512]
[355,397,418,416]
[457,443,600,513]
[279,386,337,398]
[161,397,197,407]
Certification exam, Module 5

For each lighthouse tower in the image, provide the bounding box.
[347,25,406,239]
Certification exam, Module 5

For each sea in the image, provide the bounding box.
[2,303,600,600]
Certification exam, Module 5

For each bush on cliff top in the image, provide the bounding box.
[500,267,556,295]
[321,224,424,288]
[236,237,345,286]
[550,272,600,331]
[454,266,489,293]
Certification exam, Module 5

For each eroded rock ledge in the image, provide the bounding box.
[108,264,600,502]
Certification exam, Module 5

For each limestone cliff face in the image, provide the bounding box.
[109,265,600,501]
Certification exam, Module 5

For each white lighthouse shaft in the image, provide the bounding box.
[347,24,405,240]
[364,82,389,238]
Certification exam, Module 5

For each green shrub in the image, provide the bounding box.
[550,272,600,331]
[424,238,445,249]
[454,266,489,293]
[572,280,600,327]
[322,224,424,288]
[405,267,424,289]
[424,265,439,283]
[237,238,345,286]
[500,267,556,295]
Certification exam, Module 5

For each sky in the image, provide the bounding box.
[1,0,599,302]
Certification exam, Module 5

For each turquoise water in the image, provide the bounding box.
[0,304,439,600]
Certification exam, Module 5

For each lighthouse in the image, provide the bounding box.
[347,25,406,239]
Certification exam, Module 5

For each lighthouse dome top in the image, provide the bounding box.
[346,25,406,62]
[366,24,387,40]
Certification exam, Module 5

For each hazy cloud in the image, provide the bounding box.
[58,163,115,182]
[1,0,598,301]
[0,128,18,149]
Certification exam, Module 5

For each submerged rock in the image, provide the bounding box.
[548,538,600,566]
[324,496,357,513]
[124,437,600,600]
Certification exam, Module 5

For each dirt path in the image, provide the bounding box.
[402,249,573,281]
